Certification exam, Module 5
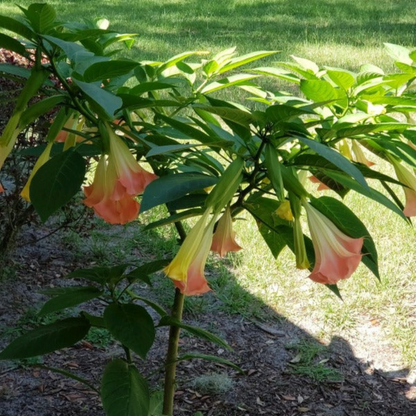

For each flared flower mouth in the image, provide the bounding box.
[304,202,363,285]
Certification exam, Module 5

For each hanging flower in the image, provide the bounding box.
[83,127,157,224]
[351,141,374,167]
[21,141,54,202]
[390,159,416,217]
[164,210,214,296]
[211,206,242,257]
[304,202,363,284]
[108,128,157,196]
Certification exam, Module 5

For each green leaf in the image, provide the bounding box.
[250,67,300,84]
[158,316,231,351]
[126,260,170,284]
[326,68,355,90]
[297,137,368,190]
[0,318,90,359]
[83,60,139,82]
[157,51,202,74]
[310,196,379,279]
[300,79,338,102]
[42,35,94,61]
[264,143,284,200]
[101,359,149,416]
[0,15,35,40]
[24,3,56,32]
[384,43,412,65]
[149,391,164,416]
[177,353,244,374]
[141,173,217,212]
[30,149,86,222]
[218,51,277,74]
[201,73,259,94]
[127,292,167,318]
[146,144,202,157]
[19,95,66,128]
[130,81,178,96]
[72,79,122,119]
[193,104,255,128]
[67,264,130,285]
[0,34,26,56]
[157,113,218,144]
[323,170,407,220]
[39,287,103,317]
[104,304,155,359]
[266,104,315,124]
[144,208,204,231]
[244,197,291,257]
[0,63,32,79]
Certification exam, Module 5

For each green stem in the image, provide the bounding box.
[162,288,185,416]
[162,219,187,415]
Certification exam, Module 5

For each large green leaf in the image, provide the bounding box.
[0,34,26,56]
[158,316,231,351]
[125,260,170,284]
[30,149,86,222]
[0,63,31,79]
[201,73,259,94]
[218,51,277,74]
[19,95,66,128]
[141,173,217,212]
[67,264,130,285]
[0,318,90,359]
[83,60,139,82]
[300,79,340,103]
[39,287,103,317]
[325,68,355,90]
[0,15,35,40]
[193,104,255,128]
[101,359,149,416]
[22,3,56,33]
[43,35,94,61]
[104,304,155,359]
[310,196,379,279]
[297,137,368,189]
[324,170,407,220]
[384,43,412,65]
[266,104,315,124]
[250,67,300,84]
[73,79,122,119]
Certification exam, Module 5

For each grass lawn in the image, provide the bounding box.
[1,0,415,372]
[1,0,415,69]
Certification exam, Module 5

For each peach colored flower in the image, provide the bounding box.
[83,127,157,224]
[304,202,363,284]
[211,206,242,257]
[351,141,374,167]
[164,210,214,296]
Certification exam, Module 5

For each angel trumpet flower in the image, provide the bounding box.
[390,159,416,217]
[211,206,242,257]
[164,210,215,296]
[83,128,157,224]
[304,202,363,284]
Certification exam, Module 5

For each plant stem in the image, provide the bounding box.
[162,219,187,415]
[162,288,184,415]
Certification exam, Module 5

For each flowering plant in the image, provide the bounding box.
[1,3,416,415]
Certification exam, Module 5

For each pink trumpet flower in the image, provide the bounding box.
[164,210,215,296]
[83,128,157,224]
[211,206,242,257]
[391,159,416,217]
[304,202,364,284]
